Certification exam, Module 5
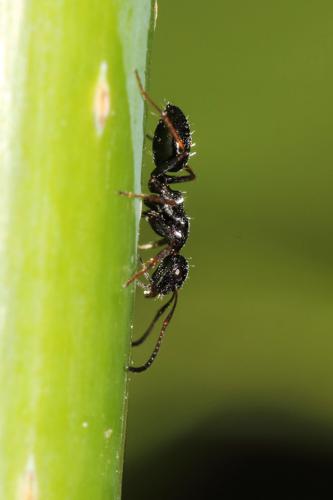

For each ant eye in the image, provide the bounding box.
[174,267,183,282]
[172,255,189,286]
[174,265,186,282]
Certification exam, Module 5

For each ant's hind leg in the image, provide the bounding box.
[135,70,185,152]
[134,70,163,115]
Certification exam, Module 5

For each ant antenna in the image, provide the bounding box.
[129,290,178,372]
[132,293,176,347]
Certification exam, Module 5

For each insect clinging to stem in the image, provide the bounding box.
[119,70,196,373]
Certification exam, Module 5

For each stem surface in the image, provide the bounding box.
[0,1,153,498]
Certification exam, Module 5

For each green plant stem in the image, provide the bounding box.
[0,1,153,498]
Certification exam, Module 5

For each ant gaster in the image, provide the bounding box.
[119,70,196,373]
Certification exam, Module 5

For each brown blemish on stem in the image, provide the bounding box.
[93,62,111,136]
[17,455,38,500]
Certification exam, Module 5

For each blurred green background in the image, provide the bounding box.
[124,1,333,497]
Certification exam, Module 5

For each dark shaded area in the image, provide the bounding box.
[123,409,333,499]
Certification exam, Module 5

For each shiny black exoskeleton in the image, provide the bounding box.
[120,71,196,373]
[152,103,192,174]
[143,182,188,253]
[146,254,189,298]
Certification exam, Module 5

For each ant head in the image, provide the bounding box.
[145,254,189,297]
[152,104,191,174]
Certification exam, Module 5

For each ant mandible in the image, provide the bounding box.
[119,70,196,373]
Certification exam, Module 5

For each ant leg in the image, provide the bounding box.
[132,293,175,347]
[124,246,171,287]
[164,165,196,185]
[134,70,163,114]
[150,153,195,181]
[138,255,151,282]
[138,238,167,251]
[135,70,185,152]
[118,191,176,206]
[129,291,178,372]
[135,280,150,292]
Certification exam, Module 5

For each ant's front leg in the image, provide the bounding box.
[118,191,176,206]
[124,246,171,288]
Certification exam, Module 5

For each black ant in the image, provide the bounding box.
[119,71,196,373]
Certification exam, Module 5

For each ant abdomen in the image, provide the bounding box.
[153,104,192,173]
